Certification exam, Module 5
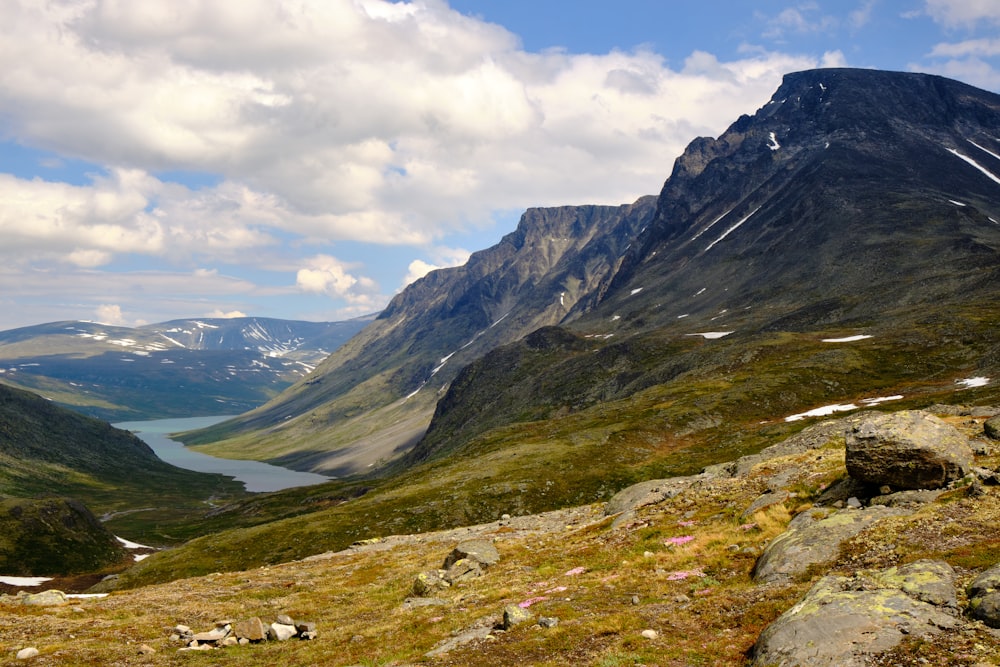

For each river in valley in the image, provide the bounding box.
[114,416,331,493]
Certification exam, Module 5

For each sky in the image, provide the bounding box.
[1,0,999,330]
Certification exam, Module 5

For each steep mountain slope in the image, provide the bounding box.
[184,199,656,473]
[603,67,1000,330]
[0,317,368,420]
[190,68,1000,484]
[409,68,1000,466]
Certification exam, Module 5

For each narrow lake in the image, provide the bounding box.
[114,416,331,493]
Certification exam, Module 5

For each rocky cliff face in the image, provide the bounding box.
[188,197,655,471]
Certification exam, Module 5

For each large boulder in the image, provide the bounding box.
[753,506,909,584]
[845,411,973,490]
[442,540,500,570]
[752,560,959,666]
[967,564,1000,628]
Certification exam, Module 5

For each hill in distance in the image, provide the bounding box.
[0,381,247,548]
[0,316,370,421]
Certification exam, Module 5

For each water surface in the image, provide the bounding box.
[115,416,331,493]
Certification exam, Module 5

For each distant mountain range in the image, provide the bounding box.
[0,316,370,420]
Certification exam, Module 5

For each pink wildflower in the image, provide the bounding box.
[739,522,758,532]
[519,596,548,608]
[564,566,587,576]
[545,586,568,593]
[664,535,695,546]
[665,569,704,581]
[677,520,697,527]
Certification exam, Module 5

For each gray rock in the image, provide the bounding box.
[16,647,39,660]
[968,564,1000,628]
[752,563,959,666]
[268,622,297,641]
[502,604,534,629]
[538,616,559,628]
[753,506,909,584]
[425,625,493,657]
[845,411,973,490]
[295,621,316,635]
[412,569,450,597]
[984,415,1000,440]
[21,590,68,607]
[233,617,267,642]
[402,596,450,610]
[741,490,789,520]
[443,540,500,569]
[604,475,705,529]
[442,557,483,584]
[869,488,945,507]
[275,613,295,626]
[192,627,229,643]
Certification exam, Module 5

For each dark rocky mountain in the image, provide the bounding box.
[0,316,369,420]
[189,69,1000,486]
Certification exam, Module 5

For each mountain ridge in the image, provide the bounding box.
[187,68,1000,482]
[0,316,369,420]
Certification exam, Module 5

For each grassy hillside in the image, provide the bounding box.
[4,411,997,666]
[110,307,1000,587]
[0,381,246,545]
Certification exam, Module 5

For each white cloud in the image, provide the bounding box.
[95,304,127,326]
[204,309,248,318]
[930,39,1000,58]
[295,254,379,304]
[761,4,840,40]
[924,0,1000,28]
[0,0,822,270]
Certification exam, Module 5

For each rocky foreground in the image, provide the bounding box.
[2,407,1000,665]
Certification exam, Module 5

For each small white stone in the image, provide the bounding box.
[16,647,40,660]
[641,629,658,640]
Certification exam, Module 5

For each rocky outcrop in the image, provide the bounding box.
[752,506,910,584]
[411,540,501,598]
[752,560,960,666]
[845,411,973,490]
[171,614,316,651]
[968,564,1000,628]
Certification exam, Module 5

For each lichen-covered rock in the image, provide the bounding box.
[502,604,534,630]
[967,564,1000,628]
[443,540,500,570]
[412,570,450,597]
[753,506,909,584]
[752,561,959,666]
[845,411,973,489]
